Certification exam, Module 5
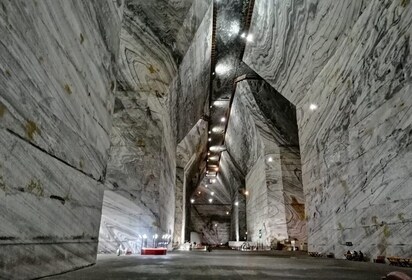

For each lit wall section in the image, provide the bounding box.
[244,0,412,257]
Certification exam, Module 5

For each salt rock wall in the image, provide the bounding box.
[174,167,185,246]
[244,0,412,258]
[98,0,212,253]
[240,79,306,243]
[174,119,209,245]
[280,147,306,243]
[229,80,306,246]
[0,0,123,278]
[190,205,231,245]
[217,151,246,241]
[98,92,166,253]
[243,0,368,106]
[188,174,232,245]
[245,158,269,242]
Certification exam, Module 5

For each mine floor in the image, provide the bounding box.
[45,250,412,280]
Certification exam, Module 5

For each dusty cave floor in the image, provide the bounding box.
[44,250,412,280]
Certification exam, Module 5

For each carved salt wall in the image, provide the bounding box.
[227,83,269,244]
[190,205,231,245]
[173,167,185,246]
[224,79,306,246]
[280,147,306,243]
[245,158,267,242]
[243,0,368,106]
[217,152,245,241]
[189,173,232,245]
[98,92,166,253]
[265,145,289,242]
[98,0,212,253]
[188,160,233,245]
[0,1,123,278]
[174,119,209,245]
[244,0,412,258]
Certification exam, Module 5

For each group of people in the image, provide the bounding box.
[345,250,365,261]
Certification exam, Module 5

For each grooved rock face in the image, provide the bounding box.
[124,0,205,63]
[0,1,123,278]
[99,1,213,253]
[243,0,412,257]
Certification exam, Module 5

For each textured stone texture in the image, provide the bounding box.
[246,157,269,241]
[190,205,231,245]
[230,80,306,247]
[0,130,105,279]
[124,0,210,65]
[280,147,306,243]
[188,155,232,245]
[217,151,246,241]
[0,1,122,278]
[0,0,122,180]
[244,0,412,258]
[97,92,166,253]
[243,0,367,105]
[265,146,289,241]
[98,1,212,253]
[173,167,185,246]
[175,119,209,245]
[2,1,409,278]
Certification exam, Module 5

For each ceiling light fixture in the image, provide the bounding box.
[209,198,213,203]
[210,145,226,152]
[309,103,318,111]
[246,34,253,42]
[208,138,212,142]
[190,198,195,203]
[268,157,273,162]
[212,127,220,133]
[230,21,240,35]
[234,201,239,206]
[213,100,227,106]
[211,192,215,196]
[215,63,230,75]
[221,117,226,122]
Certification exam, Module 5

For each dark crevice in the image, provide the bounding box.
[32,262,95,280]
[0,236,17,241]
[4,128,104,183]
[50,195,66,205]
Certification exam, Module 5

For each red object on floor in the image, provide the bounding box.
[141,248,167,255]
